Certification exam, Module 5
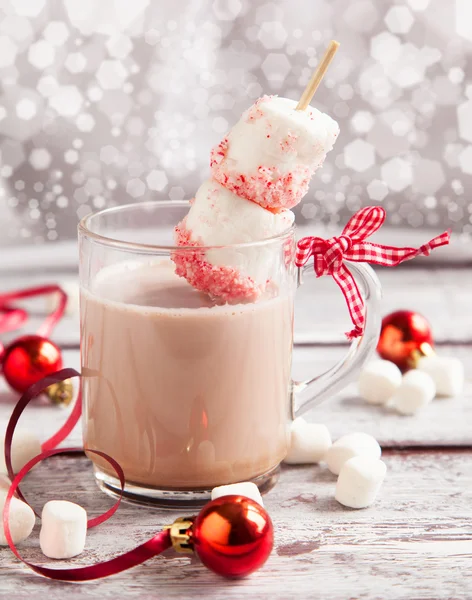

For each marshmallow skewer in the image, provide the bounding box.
[296,40,340,111]
[174,42,340,299]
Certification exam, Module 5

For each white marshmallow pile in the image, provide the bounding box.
[211,482,264,507]
[40,500,87,559]
[335,456,387,509]
[326,432,381,476]
[0,490,35,546]
[278,419,386,509]
[358,355,464,416]
[283,418,332,464]
[0,427,41,475]
[174,94,339,301]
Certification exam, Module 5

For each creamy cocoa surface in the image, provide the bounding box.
[81,260,293,489]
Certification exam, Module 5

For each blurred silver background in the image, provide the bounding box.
[0,0,471,246]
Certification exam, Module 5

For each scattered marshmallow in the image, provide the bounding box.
[0,427,41,474]
[45,281,80,316]
[211,482,264,507]
[417,356,464,397]
[335,456,387,509]
[358,360,402,405]
[283,418,332,464]
[390,370,436,416]
[0,491,35,546]
[40,500,87,559]
[326,432,381,476]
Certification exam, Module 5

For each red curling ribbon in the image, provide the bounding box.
[0,284,67,339]
[3,447,172,581]
[3,369,173,582]
[296,206,451,340]
[0,306,28,336]
[4,368,82,504]
[4,368,121,529]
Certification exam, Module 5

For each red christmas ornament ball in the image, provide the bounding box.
[377,310,434,371]
[192,495,273,578]
[2,335,63,392]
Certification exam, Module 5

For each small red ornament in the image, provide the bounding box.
[1,335,63,392]
[192,495,274,578]
[377,310,434,371]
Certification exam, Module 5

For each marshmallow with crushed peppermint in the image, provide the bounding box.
[211,95,339,210]
[174,178,294,302]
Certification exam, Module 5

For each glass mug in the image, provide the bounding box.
[79,201,381,507]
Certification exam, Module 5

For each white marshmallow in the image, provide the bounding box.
[283,418,332,464]
[335,456,387,509]
[40,500,87,559]
[211,482,264,507]
[177,178,294,288]
[391,370,436,415]
[0,427,41,475]
[211,95,339,209]
[358,360,402,405]
[326,432,381,476]
[0,490,35,546]
[417,356,464,397]
[45,280,80,316]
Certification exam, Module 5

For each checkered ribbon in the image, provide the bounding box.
[296,206,451,340]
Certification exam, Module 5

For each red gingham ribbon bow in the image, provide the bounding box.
[295,206,451,340]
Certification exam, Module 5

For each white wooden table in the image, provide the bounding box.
[0,243,471,599]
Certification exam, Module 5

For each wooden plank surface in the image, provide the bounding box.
[0,450,471,600]
[1,257,471,598]
[1,344,470,449]
[0,267,470,346]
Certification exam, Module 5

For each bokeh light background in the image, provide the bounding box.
[0,0,471,246]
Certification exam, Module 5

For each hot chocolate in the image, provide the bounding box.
[81,260,293,489]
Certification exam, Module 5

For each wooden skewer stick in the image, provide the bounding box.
[296,40,340,111]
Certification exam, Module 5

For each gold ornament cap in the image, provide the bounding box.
[45,379,74,406]
[164,517,195,554]
[407,342,436,369]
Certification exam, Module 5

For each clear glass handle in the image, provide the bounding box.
[291,262,382,419]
